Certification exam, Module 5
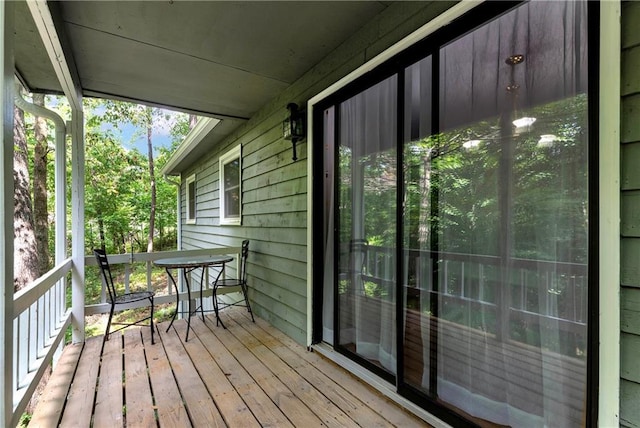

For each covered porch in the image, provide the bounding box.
[28,308,425,428]
[2,1,405,426]
[1,1,624,426]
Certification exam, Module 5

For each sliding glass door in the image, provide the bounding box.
[318,1,593,425]
[334,77,398,377]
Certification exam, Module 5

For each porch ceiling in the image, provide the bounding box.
[15,0,389,125]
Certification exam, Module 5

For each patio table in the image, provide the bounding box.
[154,255,233,341]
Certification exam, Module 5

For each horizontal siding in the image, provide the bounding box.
[178,1,456,345]
[621,2,640,426]
[621,379,640,428]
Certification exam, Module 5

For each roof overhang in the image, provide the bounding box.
[15,1,391,172]
[161,117,223,176]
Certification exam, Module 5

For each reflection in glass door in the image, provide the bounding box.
[335,76,398,376]
[401,2,589,426]
[318,1,591,425]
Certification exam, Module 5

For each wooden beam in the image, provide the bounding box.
[26,0,81,110]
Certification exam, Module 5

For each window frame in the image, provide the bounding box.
[219,145,242,226]
[186,173,196,224]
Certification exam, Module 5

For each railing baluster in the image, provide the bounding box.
[18,309,29,388]
[461,262,465,298]
[124,264,131,294]
[444,260,449,295]
[479,263,484,302]
[38,294,45,357]
[520,269,525,310]
[43,291,50,350]
[13,317,19,395]
[29,301,37,372]
[147,260,152,292]
[571,275,577,321]
[100,269,107,303]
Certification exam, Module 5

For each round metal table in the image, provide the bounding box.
[154,255,233,341]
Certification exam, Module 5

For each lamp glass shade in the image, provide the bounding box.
[283,118,294,140]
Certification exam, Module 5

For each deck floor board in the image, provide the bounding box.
[123,329,156,427]
[28,343,82,428]
[32,308,429,427]
[142,326,190,426]
[59,336,102,428]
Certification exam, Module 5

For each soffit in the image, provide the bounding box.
[15,0,389,121]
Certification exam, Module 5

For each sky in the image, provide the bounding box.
[96,106,185,155]
[103,114,176,155]
[42,95,187,155]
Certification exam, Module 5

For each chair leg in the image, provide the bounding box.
[214,287,221,327]
[150,296,155,345]
[105,303,115,341]
[241,283,255,322]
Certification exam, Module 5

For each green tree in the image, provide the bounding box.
[83,98,190,254]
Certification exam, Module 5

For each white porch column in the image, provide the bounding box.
[1,1,14,426]
[71,106,85,343]
[27,0,85,344]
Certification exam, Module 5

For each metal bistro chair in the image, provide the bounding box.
[94,249,155,344]
[212,240,255,327]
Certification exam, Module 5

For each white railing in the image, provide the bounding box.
[9,246,242,427]
[11,258,72,426]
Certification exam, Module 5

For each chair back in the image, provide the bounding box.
[94,249,117,304]
[240,240,249,283]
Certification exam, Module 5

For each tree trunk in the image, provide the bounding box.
[189,114,198,130]
[32,93,50,275]
[147,107,156,253]
[418,149,433,247]
[14,105,40,291]
[98,218,106,251]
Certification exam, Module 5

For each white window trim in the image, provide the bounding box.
[186,173,196,224]
[219,145,242,225]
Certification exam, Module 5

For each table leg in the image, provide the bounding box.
[182,267,193,342]
[165,268,180,332]
[199,269,205,322]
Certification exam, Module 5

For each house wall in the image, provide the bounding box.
[621,1,640,426]
[179,1,455,345]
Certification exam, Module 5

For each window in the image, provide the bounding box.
[220,145,242,225]
[186,174,196,224]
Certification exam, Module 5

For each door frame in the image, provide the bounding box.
[305,0,618,425]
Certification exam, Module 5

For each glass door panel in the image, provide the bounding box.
[401,2,589,426]
[337,76,398,375]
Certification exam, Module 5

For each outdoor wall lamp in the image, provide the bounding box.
[283,103,305,161]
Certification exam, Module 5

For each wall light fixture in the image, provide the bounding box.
[283,103,305,161]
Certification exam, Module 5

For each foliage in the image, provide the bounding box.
[340,93,588,264]
[19,96,191,269]
[18,412,31,427]
[337,92,589,356]
[82,98,191,254]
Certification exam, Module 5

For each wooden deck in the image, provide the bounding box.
[28,308,429,427]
